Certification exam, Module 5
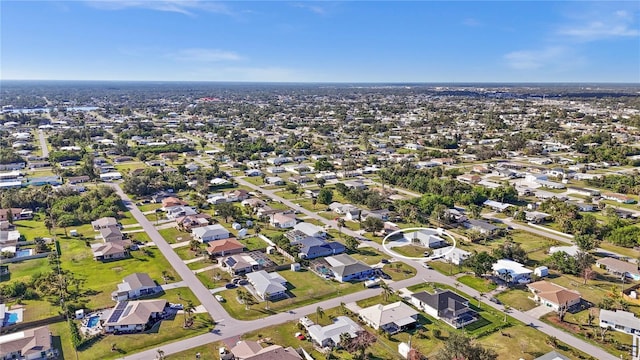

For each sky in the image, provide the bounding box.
[1,1,639,83]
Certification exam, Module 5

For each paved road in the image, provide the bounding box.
[115,178,617,360]
[37,129,49,158]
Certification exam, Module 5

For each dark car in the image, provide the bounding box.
[225,283,237,289]
[489,297,501,304]
[238,279,249,286]
[381,259,390,264]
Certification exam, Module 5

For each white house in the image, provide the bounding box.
[270,213,297,229]
[111,273,159,301]
[403,229,447,248]
[358,302,418,334]
[246,270,288,300]
[192,224,231,243]
[492,259,532,284]
[104,299,167,333]
[527,281,581,311]
[293,222,325,238]
[599,309,640,335]
[307,316,362,348]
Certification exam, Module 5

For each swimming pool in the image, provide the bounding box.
[4,312,19,325]
[87,315,100,328]
[15,249,32,258]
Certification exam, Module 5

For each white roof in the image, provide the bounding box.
[307,316,362,346]
[599,309,639,330]
[492,259,532,275]
[246,270,287,296]
[294,222,324,237]
[358,302,418,328]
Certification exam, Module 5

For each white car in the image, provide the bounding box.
[215,295,225,302]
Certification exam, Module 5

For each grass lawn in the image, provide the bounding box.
[4,257,50,284]
[196,268,232,289]
[49,311,213,360]
[58,237,181,309]
[138,203,163,212]
[392,244,428,258]
[14,218,58,240]
[240,236,269,251]
[598,241,639,260]
[166,343,221,360]
[457,275,497,293]
[427,259,468,276]
[158,227,191,244]
[186,260,211,271]
[349,247,390,265]
[494,288,538,311]
[219,269,361,320]
[383,262,417,281]
[510,230,557,252]
[174,246,203,261]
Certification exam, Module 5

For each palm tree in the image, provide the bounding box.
[316,306,325,323]
[254,224,262,236]
[156,349,165,360]
[337,218,346,239]
[183,300,195,327]
[380,283,393,303]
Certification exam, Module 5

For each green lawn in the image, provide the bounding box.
[174,245,204,261]
[383,262,417,281]
[349,247,390,265]
[166,343,220,360]
[494,288,538,311]
[218,269,361,320]
[457,275,497,293]
[196,268,232,289]
[240,236,269,251]
[138,203,163,212]
[392,244,428,258]
[158,227,191,244]
[427,259,468,276]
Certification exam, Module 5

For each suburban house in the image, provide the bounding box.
[192,224,231,243]
[246,270,288,300]
[104,299,168,333]
[0,208,33,221]
[161,197,188,210]
[534,351,571,360]
[91,217,119,230]
[111,273,159,301]
[566,186,600,197]
[296,237,345,259]
[492,259,533,284]
[599,309,640,334]
[0,325,54,360]
[324,254,374,282]
[306,316,362,348]
[223,254,260,275]
[91,240,130,261]
[225,189,250,202]
[206,238,245,257]
[403,229,448,248]
[483,200,513,212]
[0,230,20,252]
[66,175,90,184]
[410,289,477,329]
[175,213,211,231]
[165,206,198,220]
[270,213,297,229]
[229,340,302,360]
[601,192,636,204]
[358,302,418,334]
[463,219,498,236]
[525,211,552,224]
[596,257,640,281]
[527,281,582,311]
[431,246,471,265]
[293,222,326,238]
[99,226,124,242]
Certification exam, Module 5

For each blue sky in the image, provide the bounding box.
[1,1,639,82]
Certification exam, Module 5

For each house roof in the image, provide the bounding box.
[492,259,532,276]
[599,309,640,330]
[293,222,324,237]
[122,273,156,290]
[596,257,639,275]
[358,301,418,328]
[272,213,296,224]
[91,240,129,257]
[192,224,229,238]
[527,281,581,306]
[92,217,118,227]
[534,351,571,360]
[231,340,302,360]
[465,219,498,232]
[105,299,167,327]
[100,226,122,240]
[206,238,243,254]
[307,316,362,346]
[412,290,470,312]
[246,270,287,296]
[0,326,51,358]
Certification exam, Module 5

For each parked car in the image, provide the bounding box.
[225,283,237,289]
[215,295,225,302]
[381,259,389,264]
[238,279,249,286]
[489,297,501,304]
[169,303,183,310]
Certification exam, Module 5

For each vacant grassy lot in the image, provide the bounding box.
[218,269,361,320]
[383,262,417,281]
[166,343,221,360]
[494,288,538,311]
[240,236,269,251]
[158,227,191,244]
[196,268,232,289]
[349,247,390,265]
[392,244,427,258]
[457,275,497,293]
[427,259,468,276]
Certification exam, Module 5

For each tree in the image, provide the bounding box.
[343,331,376,360]
[216,202,239,223]
[189,239,201,253]
[254,224,262,235]
[380,283,393,302]
[361,216,384,234]
[337,218,346,239]
[286,183,299,195]
[317,188,333,205]
[156,349,166,360]
[316,178,326,188]
[575,233,599,252]
[468,204,482,219]
[464,251,496,278]
[345,236,359,252]
[434,332,497,360]
[312,197,317,209]
[315,306,325,323]
[183,300,195,327]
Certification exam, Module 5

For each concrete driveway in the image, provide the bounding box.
[525,304,555,319]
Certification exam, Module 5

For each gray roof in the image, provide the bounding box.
[307,316,362,346]
[412,290,469,312]
[246,270,287,296]
[599,309,640,330]
[122,273,156,290]
[534,351,571,360]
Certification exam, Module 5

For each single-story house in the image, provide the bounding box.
[483,200,513,212]
[307,316,362,348]
[463,219,499,236]
[296,237,345,259]
[403,229,447,248]
[410,290,477,328]
[161,197,188,210]
[229,340,302,360]
[66,175,90,184]
[192,224,231,243]
[91,240,130,261]
[246,270,288,300]
[111,273,159,301]
[358,302,418,334]
[0,325,54,360]
[0,208,32,221]
[534,351,571,360]
[293,222,326,238]
[492,259,532,284]
[599,309,640,335]
[223,254,259,275]
[175,213,211,231]
[92,217,119,230]
[270,213,297,229]
[431,246,471,265]
[601,192,636,204]
[100,226,124,242]
[206,238,244,257]
[525,211,552,224]
[99,172,122,181]
[165,206,198,220]
[527,281,582,311]
[596,257,640,281]
[104,299,167,333]
[325,254,374,283]
[225,189,250,202]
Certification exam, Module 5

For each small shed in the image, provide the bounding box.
[246,220,253,227]
[70,229,78,237]
[75,309,85,319]
[237,228,248,238]
[231,222,242,230]
[534,266,549,277]
[291,263,301,272]
[266,246,275,254]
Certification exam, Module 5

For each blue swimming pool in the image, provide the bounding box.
[4,312,19,325]
[87,315,100,328]
[15,249,32,258]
